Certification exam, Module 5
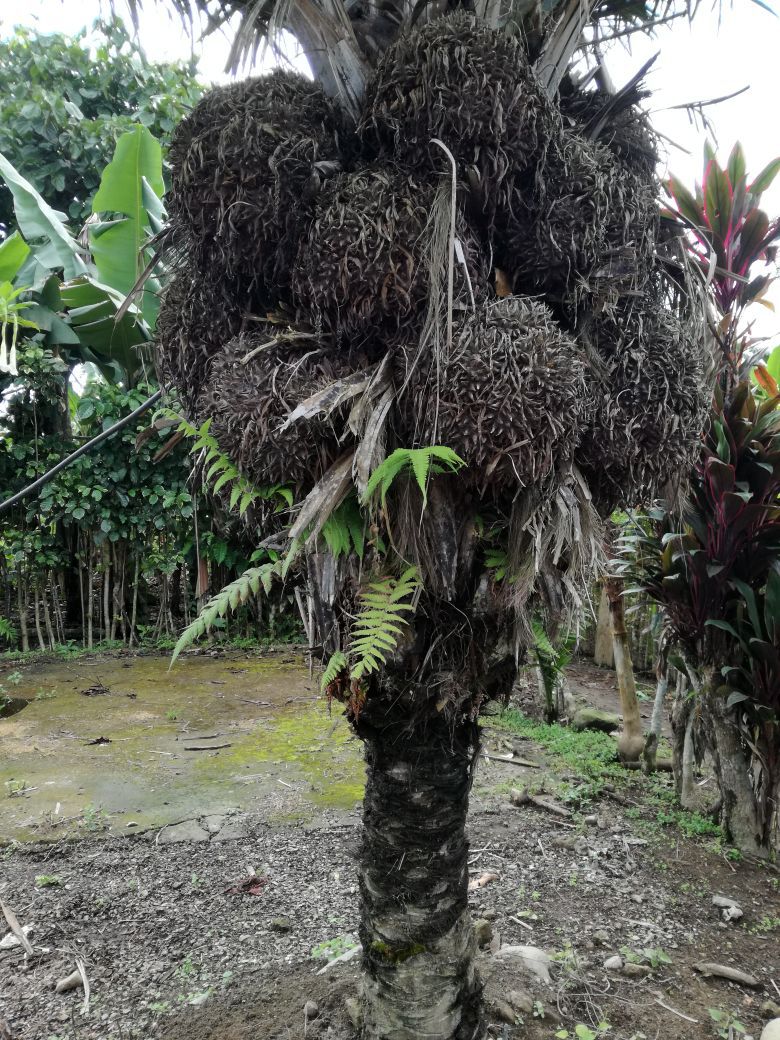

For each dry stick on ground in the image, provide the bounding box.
[509,787,573,818]
[0,898,33,956]
[485,754,541,768]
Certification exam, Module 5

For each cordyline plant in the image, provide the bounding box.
[621,145,780,855]
[132,0,744,1035]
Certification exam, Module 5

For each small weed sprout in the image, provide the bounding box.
[310,934,357,961]
[177,953,197,978]
[708,1008,746,1038]
[620,946,672,970]
[556,1024,611,1040]
[35,874,61,887]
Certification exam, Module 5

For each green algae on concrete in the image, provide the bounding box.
[0,653,364,843]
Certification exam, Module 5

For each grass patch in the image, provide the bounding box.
[484,709,728,847]
[485,708,625,805]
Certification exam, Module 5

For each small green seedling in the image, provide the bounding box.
[311,934,357,961]
[556,1023,611,1040]
[35,874,61,887]
[708,1007,746,1038]
[176,953,197,978]
[620,946,672,970]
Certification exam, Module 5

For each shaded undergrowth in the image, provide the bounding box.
[484,708,725,848]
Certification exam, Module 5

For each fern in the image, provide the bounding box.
[531,617,557,665]
[484,548,509,582]
[320,650,348,692]
[163,410,293,516]
[531,617,576,712]
[320,567,420,688]
[321,495,365,559]
[170,561,278,666]
[363,447,464,508]
[350,567,420,679]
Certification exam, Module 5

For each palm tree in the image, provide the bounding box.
[147,0,722,1035]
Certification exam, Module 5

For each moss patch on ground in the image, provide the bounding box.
[0,653,363,842]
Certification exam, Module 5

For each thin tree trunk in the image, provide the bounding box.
[52,572,66,643]
[17,573,29,653]
[78,543,86,647]
[650,666,668,740]
[86,541,94,650]
[33,581,46,651]
[605,577,643,762]
[356,707,482,1040]
[102,543,111,642]
[41,578,56,650]
[680,711,697,810]
[129,553,140,648]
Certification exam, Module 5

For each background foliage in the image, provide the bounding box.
[0,17,202,232]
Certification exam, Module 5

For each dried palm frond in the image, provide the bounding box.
[195,329,368,491]
[155,268,250,416]
[560,84,659,177]
[292,165,486,343]
[505,462,604,633]
[167,70,346,299]
[578,302,711,513]
[400,296,590,489]
[358,12,557,224]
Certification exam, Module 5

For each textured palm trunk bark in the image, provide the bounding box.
[356,707,483,1040]
[704,678,766,856]
[604,578,643,762]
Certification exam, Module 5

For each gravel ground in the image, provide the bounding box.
[2,659,780,1040]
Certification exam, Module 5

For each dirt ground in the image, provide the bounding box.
[2,653,779,1040]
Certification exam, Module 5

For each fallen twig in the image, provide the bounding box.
[76,956,90,1015]
[183,743,232,751]
[509,788,572,819]
[654,997,699,1023]
[0,898,33,956]
[508,914,534,932]
[486,755,541,769]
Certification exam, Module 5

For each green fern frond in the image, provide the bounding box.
[485,548,509,582]
[322,496,365,559]
[363,447,464,508]
[170,561,278,666]
[321,650,348,692]
[160,408,293,516]
[349,567,419,680]
[531,617,557,664]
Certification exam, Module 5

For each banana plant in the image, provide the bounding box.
[0,125,164,385]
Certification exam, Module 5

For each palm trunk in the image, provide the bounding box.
[605,577,643,762]
[593,585,614,667]
[704,678,765,855]
[356,705,482,1040]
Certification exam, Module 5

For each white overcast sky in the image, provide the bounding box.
[3,0,780,339]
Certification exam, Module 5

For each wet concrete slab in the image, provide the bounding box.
[0,652,365,843]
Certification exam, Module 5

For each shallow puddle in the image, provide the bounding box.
[0,652,364,842]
